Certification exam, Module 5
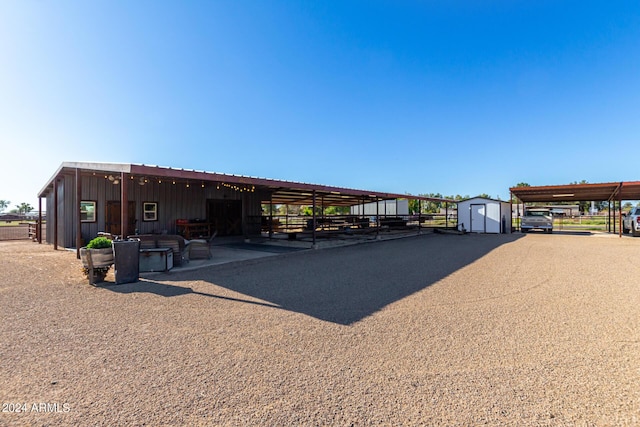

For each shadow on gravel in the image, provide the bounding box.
[103,279,283,310]
[176,233,525,325]
[547,230,594,236]
[218,242,306,253]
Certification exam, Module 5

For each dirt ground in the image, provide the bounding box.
[1,232,639,426]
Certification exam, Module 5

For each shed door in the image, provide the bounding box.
[470,204,486,233]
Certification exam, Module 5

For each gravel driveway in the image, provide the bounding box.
[1,232,639,426]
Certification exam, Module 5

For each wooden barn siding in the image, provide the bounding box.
[243,189,269,234]
[45,191,55,245]
[42,174,73,248]
[50,174,78,248]
[134,181,267,235]
[63,174,76,247]
[140,180,209,234]
[45,173,269,248]
[80,176,211,238]
[81,174,101,242]
[81,176,267,241]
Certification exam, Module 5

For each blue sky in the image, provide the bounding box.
[1,1,639,210]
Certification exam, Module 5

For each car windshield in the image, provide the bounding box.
[526,211,549,217]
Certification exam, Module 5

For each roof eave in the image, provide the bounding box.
[38,162,132,198]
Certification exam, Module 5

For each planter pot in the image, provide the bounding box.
[80,247,114,268]
[89,269,108,284]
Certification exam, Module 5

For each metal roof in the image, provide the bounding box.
[510,181,640,203]
[39,162,453,206]
[458,196,510,204]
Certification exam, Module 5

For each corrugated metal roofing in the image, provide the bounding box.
[39,161,453,206]
[510,181,640,203]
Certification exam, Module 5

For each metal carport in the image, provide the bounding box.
[510,181,640,236]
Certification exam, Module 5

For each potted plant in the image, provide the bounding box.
[80,236,114,284]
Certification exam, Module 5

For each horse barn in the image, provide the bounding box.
[36,161,453,252]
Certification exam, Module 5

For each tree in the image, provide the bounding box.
[511,183,530,203]
[407,198,421,215]
[331,206,351,215]
[300,205,324,216]
[0,200,10,213]
[440,194,469,211]
[15,203,33,215]
[407,193,448,214]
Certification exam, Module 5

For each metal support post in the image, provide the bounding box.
[269,195,273,238]
[312,190,317,248]
[445,201,449,229]
[53,177,59,250]
[618,188,623,237]
[120,172,129,239]
[76,168,82,258]
[376,198,380,239]
[38,197,42,244]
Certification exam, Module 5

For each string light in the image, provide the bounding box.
[217,182,255,192]
[107,175,257,193]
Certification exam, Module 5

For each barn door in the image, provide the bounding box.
[105,201,136,236]
[470,204,486,233]
[207,199,242,236]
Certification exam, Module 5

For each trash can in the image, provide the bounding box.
[112,240,140,284]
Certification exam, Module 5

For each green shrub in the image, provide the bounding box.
[86,236,112,249]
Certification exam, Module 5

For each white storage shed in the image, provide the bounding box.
[457,197,511,234]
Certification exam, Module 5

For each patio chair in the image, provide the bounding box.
[188,231,217,260]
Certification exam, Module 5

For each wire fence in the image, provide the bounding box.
[260,213,456,234]
[512,214,622,232]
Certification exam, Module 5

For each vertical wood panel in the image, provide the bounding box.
[52,172,267,247]
[63,175,74,247]
[75,169,81,256]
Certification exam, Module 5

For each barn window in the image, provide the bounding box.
[143,202,158,221]
[80,201,96,222]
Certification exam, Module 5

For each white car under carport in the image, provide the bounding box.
[521,208,553,233]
